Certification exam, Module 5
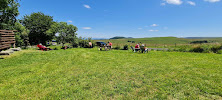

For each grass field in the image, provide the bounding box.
[94,37,222,48]
[0,48,222,99]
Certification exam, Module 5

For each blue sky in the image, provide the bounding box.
[18,0,222,38]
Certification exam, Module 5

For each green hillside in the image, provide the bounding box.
[94,37,222,48]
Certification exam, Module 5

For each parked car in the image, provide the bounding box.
[96,42,106,47]
[46,40,57,46]
[51,40,57,45]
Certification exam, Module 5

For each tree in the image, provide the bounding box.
[0,0,20,29]
[78,37,92,48]
[55,22,78,47]
[21,12,54,45]
[13,22,30,48]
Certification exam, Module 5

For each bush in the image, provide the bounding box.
[178,47,188,52]
[123,45,128,50]
[167,48,174,52]
[54,47,58,50]
[211,46,222,53]
[167,44,222,54]
[217,50,222,54]
[190,40,208,44]
[78,37,92,48]
[190,46,204,53]
[113,46,120,50]
[201,45,212,53]
[72,42,79,48]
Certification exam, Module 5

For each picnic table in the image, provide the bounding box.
[130,46,148,53]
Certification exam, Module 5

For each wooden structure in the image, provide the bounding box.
[0,30,16,51]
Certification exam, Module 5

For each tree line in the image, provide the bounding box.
[0,0,89,48]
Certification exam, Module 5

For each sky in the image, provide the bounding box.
[17,0,222,38]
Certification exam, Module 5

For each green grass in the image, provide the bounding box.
[94,37,222,48]
[0,48,222,99]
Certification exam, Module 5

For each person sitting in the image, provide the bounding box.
[108,41,112,50]
[141,44,148,53]
[134,43,140,52]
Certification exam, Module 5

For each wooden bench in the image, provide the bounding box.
[130,46,140,52]
[130,46,148,53]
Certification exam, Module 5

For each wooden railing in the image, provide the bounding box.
[0,30,16,50]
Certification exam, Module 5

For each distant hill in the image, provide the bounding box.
[110,36,133,39]
[184,37,222,39]
[92,38,109,40]
[93,37,222,47]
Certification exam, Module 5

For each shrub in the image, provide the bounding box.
[173,48,180,52]
[123,45,128,50]
[211,46,222,53]
[113,46,120,50]
[78,37,92,48]
[217,50,222,54]
[72,42,79,48]
[178,47,187,52]
[54,47,58,50]
[167,48,174,52]
[190,40,208,44]
[200,45,211,53]
[190,46,204,53]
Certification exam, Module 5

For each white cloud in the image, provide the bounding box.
[67,20,72,23]
[82,27,92,29]
[161,3,166,5]
[164,0,183,5]
[138,28,143,30]
[149,30,159,32]
[204,0,220,3]
[187,1,196,6]
[83,4,91,9]
[151,24,158,27]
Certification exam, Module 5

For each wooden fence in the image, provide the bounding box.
[0,30,16,51]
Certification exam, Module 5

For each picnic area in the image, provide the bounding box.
[1,48,222,99]
[1,0,222,99]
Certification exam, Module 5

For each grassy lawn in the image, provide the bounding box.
[94,37,222,48]
[0,48,222,99]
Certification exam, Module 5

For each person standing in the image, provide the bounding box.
[89,42,92,48]
[108,41,112,50]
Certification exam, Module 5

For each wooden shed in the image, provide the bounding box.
[0,30,16,51]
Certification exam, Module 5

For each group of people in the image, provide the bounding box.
[101,41,112,51]
[135,43,148,53]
